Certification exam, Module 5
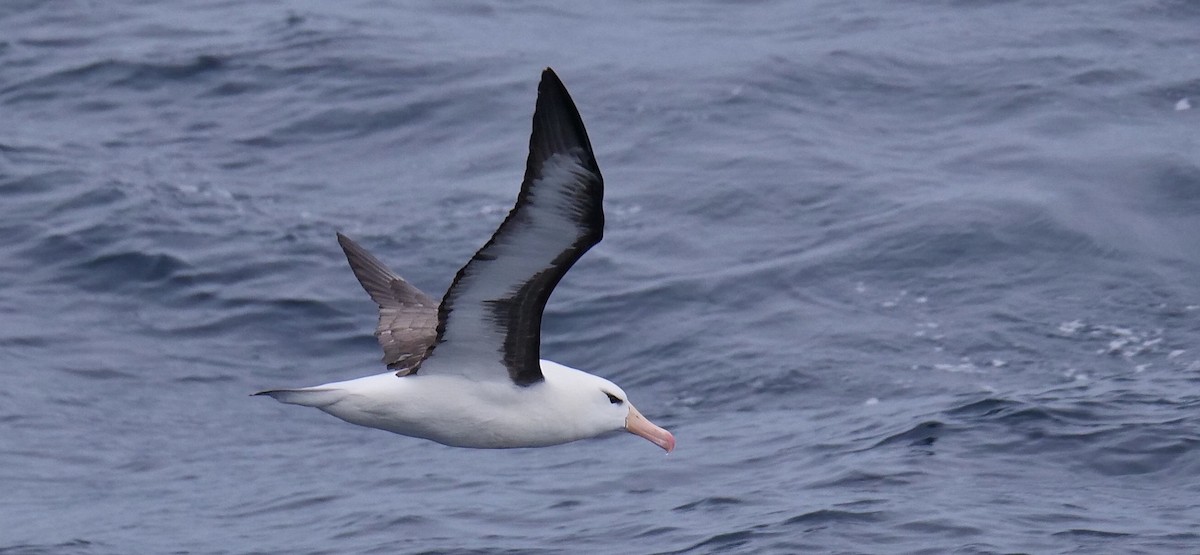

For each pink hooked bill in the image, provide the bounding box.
[625,404,675,453]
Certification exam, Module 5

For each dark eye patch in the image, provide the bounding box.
[604,392,624,405]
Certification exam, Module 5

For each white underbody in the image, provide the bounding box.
[268,359,627,449]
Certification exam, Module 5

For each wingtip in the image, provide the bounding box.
[537,67,569,99]
[336,232,369,260]
[528,67,598,175]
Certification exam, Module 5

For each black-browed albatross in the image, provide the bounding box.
[255,68,675,452]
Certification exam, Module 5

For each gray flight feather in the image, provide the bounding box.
[336,232,438,375]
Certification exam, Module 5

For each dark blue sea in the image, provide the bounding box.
[3,1,1199,553]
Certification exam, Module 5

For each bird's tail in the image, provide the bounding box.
[253,388,344,408]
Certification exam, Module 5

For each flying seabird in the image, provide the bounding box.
[255,68,675,452]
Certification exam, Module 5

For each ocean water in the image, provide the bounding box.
[2,1,1199,553]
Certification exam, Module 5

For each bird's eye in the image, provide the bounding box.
[604,392,624,405]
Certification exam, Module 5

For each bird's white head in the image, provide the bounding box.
[603,385,676,453]
[542,361,675,452]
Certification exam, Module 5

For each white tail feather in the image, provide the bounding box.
[254,388,344,408]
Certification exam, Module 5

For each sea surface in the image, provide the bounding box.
[2,1,1199,554]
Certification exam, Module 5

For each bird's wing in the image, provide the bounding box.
[418,68,604,386]
[336,232,438,374]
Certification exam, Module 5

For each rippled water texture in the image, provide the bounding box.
[2,1,1199,553]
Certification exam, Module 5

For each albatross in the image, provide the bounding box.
[255,68,675,452]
